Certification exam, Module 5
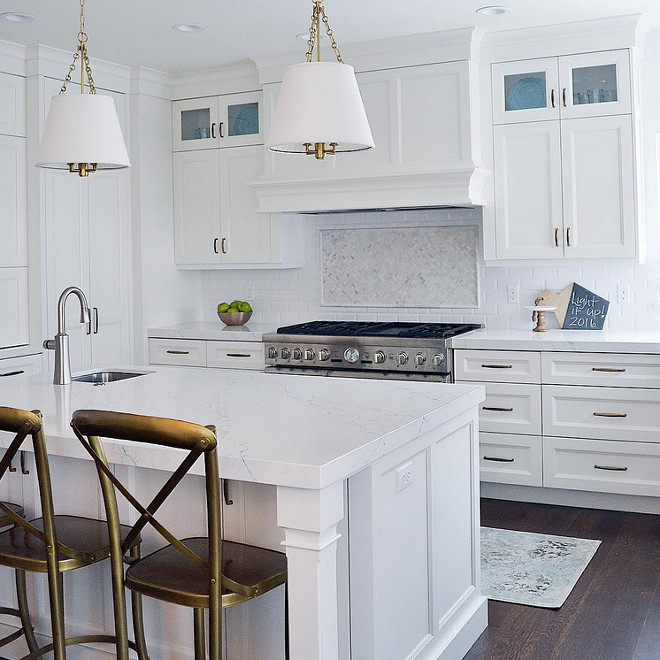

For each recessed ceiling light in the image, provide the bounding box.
[0,12,37,23]
[476,6,511,16]
[295,32,309,41]
[172,23,206,33]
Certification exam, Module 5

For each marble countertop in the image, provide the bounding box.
[148,321,277,342]
[0,366,484,490]
[451,328,660,353]
[0,345,42,360]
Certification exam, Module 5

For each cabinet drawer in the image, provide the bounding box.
[479,432,543,487]
[477,382,541,435]
[542,385,660,443]
[0,353,42,378]
[207,341,265,371]
[454,350,541,383]
[542,352,660,388]
[148,339,207,367]
[543,436,660,497]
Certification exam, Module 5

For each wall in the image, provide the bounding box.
[200,207,660,332]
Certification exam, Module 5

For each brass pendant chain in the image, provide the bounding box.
[305,1,344,64]
[59,0,97,95]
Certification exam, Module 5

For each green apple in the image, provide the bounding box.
[227,306,239,313]
[217,302,229,313]
[238,301,252,312]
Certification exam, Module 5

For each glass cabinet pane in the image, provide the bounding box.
[571,64,617,106]
[504,72,547,112]
[180,108,212,142]
[227,102,259,137]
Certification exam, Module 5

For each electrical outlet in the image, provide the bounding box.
[617,284,630,304]
[395,462,413,493]
[507,285,520,304]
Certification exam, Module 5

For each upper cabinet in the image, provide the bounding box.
[0,72,26,137]
[492,49,631,124]
[172,91,263,151]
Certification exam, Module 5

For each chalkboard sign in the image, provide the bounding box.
[561,283,609,330]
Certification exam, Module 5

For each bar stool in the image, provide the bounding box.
[0,406,148,660]
[71,409,289,660]
[0,502,40,656]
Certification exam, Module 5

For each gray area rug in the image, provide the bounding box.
[481,527,601,608]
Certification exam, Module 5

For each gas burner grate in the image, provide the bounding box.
[276,321,482,340]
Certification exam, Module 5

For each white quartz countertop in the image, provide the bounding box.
[148,321,277,342]
[451,328,660,353]
[0,367,484,490]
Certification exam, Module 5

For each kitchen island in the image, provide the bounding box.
[0,367,486,660]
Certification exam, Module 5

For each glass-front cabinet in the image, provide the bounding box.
[173,91,262,151]
[492,49,631,124]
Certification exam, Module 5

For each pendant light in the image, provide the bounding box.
[267,0,374,160]
[36,0,130,177]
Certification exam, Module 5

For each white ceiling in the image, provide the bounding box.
[0,0,659,74]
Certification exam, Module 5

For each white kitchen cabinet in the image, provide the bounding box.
[0,352,42,378]
[0,267,29,347]
[479,382,542,435]
[172,91,262,151]
[0,135,27,267]
[42,79,132,373]
[148,338,208,367]
[0,72,26,137]
[492,49,631,125]
[480,433,543,487]
[173,145,302,268]
[493,115,635,259]
[149,337,265,371]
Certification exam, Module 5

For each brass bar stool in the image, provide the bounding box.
[0,502,39,655]
[0,406,148,660]
[71,409,289,660]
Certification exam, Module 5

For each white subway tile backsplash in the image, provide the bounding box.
[200,208,660,332]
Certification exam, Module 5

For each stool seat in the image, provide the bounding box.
[0,502,23,528]
[126,538,287,609]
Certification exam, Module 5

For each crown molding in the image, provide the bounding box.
[0,39,26,76]
[130,67,173,100]
[170,58,260,100]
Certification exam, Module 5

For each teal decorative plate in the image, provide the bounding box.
[507,77,546,111]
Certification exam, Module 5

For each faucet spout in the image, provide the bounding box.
[45,287,92,385]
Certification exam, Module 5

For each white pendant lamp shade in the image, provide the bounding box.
[36,93,130,170]
[267,61,374,154]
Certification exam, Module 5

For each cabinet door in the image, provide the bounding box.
[0,267,29,347]
[220,91,262,148]
[0,72,26,136]
[0,353,42,378]
[0,135,27,267]
[173,150,222,266]
[559,49,631,119]
[492,58,560,124]
[561,115,635,259]
[172,97,219,151]
[494,121,564,259]
[219,146,273,265]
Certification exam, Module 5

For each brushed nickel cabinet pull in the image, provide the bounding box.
[554,227,559,247]
[481,364,513,369]
[562,88,567,107]
[593,412,627,418]
[551,89,555,108]
[93,307,99,334]
[227,353,251,358]
[218,121,224,138]
[594,464,628,472]
[0,370,24,377]
[213,237,219,254]
[482,406,514,412]
[592,367,626,373]
[211,122,216,139]
[166,350,190,355]
[483,456,515,463]
[566,227,571,246]
[221,237,227,254]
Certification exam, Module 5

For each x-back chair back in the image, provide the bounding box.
[71,409,223,659]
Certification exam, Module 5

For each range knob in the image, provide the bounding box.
[373,350,386,364]
[280,347,290,359]
[344,347,360,364]
[305,349,316,361]
[319,349,331,361]
[397,352,409,366]
[292,348,303,360]
[415,353,427,366]
[267,347,278,359]
[432,354,446,367]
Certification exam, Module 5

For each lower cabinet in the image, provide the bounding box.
[0,352,42,378]
[149,337,265,371]
[456,348,660,503]
[0,267,29,348]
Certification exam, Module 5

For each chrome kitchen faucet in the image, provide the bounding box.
[43,287,92,385]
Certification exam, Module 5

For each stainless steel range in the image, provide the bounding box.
[263,321,482,382]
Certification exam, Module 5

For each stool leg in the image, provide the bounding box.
[193,608,205,660]
[15,569,39,653]
[128,546,149,660]
[45,571,66,660]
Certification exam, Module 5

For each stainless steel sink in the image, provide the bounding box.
[72,371,148,384]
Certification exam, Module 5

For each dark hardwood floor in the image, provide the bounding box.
[465,499,660,660]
